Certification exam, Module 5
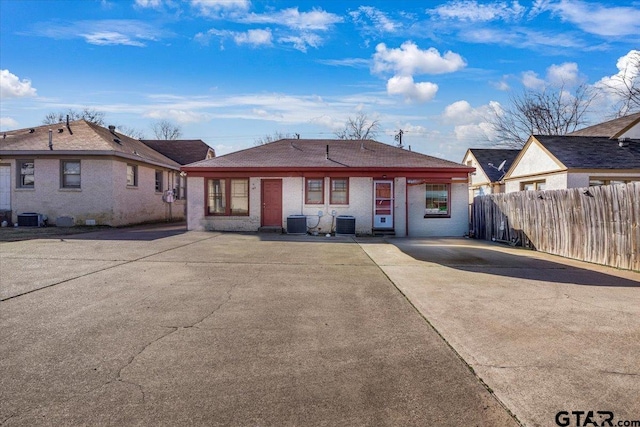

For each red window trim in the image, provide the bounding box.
[305,177,324,205]
[205,178,250,217]
[330,177,349,205]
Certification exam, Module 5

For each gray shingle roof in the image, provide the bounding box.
[185,139,469,170]
[568,112,640,138]
[534,135,640,169]
[140,139,214,165]
[1,120,181,168]
[468,148,520,182]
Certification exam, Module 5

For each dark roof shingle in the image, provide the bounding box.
[186,139,469,170]
[534,135,640,169]
[140,139,214,165]
[468,148,520,182]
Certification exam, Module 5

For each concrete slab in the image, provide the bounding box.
[0,230,516,426]
[359,237,640,427]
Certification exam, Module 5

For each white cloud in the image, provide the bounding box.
[427,0,526,22]
[0,69,37,98]
[81,31,146,47]
[373,42,466,76]
[135,0,162,7]
[546,62,579,86]
[550,0,640,37]
[144,109,211,123]
[36,20,163,47]
[521,70,546,89]
[387,75,438,103]
[191,0,250,16]
[241,7,343,31]
[316,58,370,68]
[278,33,322,52]
[234,28,272,46]
[441,100,501,142]
[594,50,640,113]
[0,117,19,130]
[349,6,400,33]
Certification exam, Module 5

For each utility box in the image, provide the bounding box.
[286,215,307,234]
[56,216,75,227]
[335,215,356,236]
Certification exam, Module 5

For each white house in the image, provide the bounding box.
[0,119,186,226]
[182,139,474,237]
[462,148,520,199]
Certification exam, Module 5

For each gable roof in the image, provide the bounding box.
[140,139,214,165]
[0,120,181,169]
[466,148,520,182]
[533,135,640,169]
[568,112,640,138]
[183,139,471,172]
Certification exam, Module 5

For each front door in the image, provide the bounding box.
[374,180,393,229]
[261,179,282,227]
[0,165,10,211]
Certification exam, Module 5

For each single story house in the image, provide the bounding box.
[0,119,185,226]
[462,148,520,199]
[140,139,216,204]
[568,111,640,139]
[181,139,474,237]
[503,135,640,192]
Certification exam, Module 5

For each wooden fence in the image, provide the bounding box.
[471,182,640,271]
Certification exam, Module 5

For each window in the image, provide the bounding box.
[175,173,186,199]
[305,178,324,204]
[207,178,249,216]
[330,178,348,204]
[127,164,138,186]
[521,180,546,191]
[61,160,81,188]
[425,184,450,217]
[589,178,638,186]
[155,170,163,192]
[17,160,34,188]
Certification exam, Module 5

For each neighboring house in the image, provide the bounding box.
[503,135,640,193]
[462,148,519,199]
[140,139,215,202]
[568,112,640,139]
[0,119,185,226]
[181,139,474,237]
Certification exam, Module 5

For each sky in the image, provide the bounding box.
[1,0,639,162]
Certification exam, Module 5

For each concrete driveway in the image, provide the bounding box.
[359,238,640,427]
[0,225,515,426]
[2,226,638,427]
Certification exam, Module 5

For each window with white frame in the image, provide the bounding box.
[17,160,35,188]
[425,184,450,217]
[61,160,81,188]
[127,164,138,187]
[521,180,546,191]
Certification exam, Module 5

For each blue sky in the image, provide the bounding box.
[1,0,639,161]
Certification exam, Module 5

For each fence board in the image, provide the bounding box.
[471,182,640,271]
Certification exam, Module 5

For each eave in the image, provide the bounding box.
[0,150,181,170]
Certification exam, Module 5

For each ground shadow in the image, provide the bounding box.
[391,238,640,288]
[62,222,188,241]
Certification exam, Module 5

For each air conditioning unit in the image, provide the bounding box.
[335,215,356,236]
[286,215,307,234]
[17,212,45,227]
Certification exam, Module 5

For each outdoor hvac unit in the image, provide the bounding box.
[335,215,356,236]
[17,212,45,227]
[286,215,307,234]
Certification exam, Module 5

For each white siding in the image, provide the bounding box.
[505,172,568,193]
[509,140,562,178]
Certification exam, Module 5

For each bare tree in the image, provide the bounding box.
[602,51,640,117]
[151,120,182,140]
[334,113,380,140]
[117,125,145,140]
[489,84,595,148]
[254,131,297,146]
[43,108,106,126]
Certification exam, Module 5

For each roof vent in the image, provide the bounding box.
[108,125,116,131]
[29,128,35,133]
[619,137,630,147]
[57,128,64,133]
[113,138,121,144]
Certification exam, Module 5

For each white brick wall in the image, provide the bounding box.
[7,157,183,226]
[407,182,469,237]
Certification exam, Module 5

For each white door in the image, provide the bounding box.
[0,165,10,211]
[374,180,393,229]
